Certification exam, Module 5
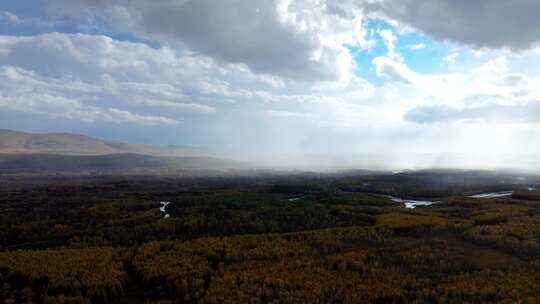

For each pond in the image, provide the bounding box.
[381,195,437,209]
[288,197,303,202]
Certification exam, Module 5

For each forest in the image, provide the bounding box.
[1,170,540,303]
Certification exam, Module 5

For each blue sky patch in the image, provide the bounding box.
[350,18,461,85]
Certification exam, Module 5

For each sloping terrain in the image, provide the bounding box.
[0,129,244,173]
[0,129,200,156]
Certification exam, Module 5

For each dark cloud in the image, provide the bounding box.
[365,0,540,50]
[48,0,352,81]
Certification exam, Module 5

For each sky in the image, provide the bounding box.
[1,0,540,170]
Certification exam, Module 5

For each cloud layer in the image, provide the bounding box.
[48,0,376,81]
[0,1,540,169]
[365,0,540,50]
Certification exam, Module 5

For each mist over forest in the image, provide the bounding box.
[2,1,540,303]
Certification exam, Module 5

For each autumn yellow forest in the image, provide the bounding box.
[1,172,540,303]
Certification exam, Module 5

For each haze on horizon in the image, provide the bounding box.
[1,1,540,171]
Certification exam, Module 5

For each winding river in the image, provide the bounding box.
[159,201,171,219]
[467,191,514,199]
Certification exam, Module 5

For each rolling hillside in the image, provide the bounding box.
[0,129,201,156]
[0,129,247,174]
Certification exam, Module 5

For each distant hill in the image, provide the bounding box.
[0,129,201,157]
[0,129,249,174]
